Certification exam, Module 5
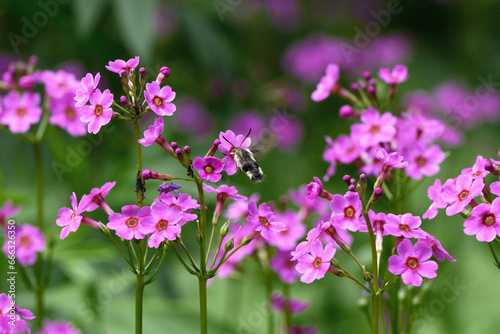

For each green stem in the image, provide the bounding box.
[362,209,379,334]
[282,283,291,333]
[135,273,145,334]
[264,268,274,334]
[133,119,144,207]
[488,242,500,269]
[198,275,208,334]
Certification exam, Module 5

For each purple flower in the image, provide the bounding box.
[140,201,183,248]
[0,293,34,333]
[378,64,409,84]
[421,233,456,262]
[246,202,286,242]
[0,200,20,229]
[0,91,42,133]
[306,177,323,199]
[404,144,445,180]
[49,92,87,137]
[144,81,176,116]
[461,155,489,180]
[441,174,484,216]
[156,192,199,226]
[80,88,114,134]
[229,111,266,141]
[384,213,427,239]
[329,191,364,232]
[2,224,45,266]
[376,148,407,168]
[193,156,224,182]
[38,319,82,334]
[311,63,339,102]
[422,178,451,219]
[84,181,116,214]
[463,198,500,242]
[291,220,330,261]
[270,250,300,284]
[351,108,397,148]
[268,210,306,251]
[332,135,361,164]
[203,183,247,222]
[218,130,252,175]
[138,117,164,146]
[105,56,140,74]
[107,205,151,240]
[388,238,438,287]
[270,292,308,313]
[295,240,335,283]
[56,192,93,239]
[39,69,80,99]
[75,72,101,107]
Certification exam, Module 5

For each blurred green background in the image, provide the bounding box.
[1,0,500,333]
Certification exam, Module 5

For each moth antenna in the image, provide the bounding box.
[222,135,235,147]
[243,128,252,141]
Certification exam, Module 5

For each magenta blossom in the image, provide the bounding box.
[270,250,300,284]
[1,90,42,133]
[378,64,408,84]
[193,156,224,182]
[421,233,456,262]
[271,293,309,313]
[38,319,82,334]
[295,240,335,283]
[0,293,34,333]
[38,69,80,99]
[311,63,340,102]
[268,210,306,251]
[80,88,114,134]
[388,238,438,287]
[49,92,87,136]
[351,108,397,148]
[84,181,116,214]
[0,200,20,228]
[463,197,500,242]
[203,183,247,222]
[144,81,176,116]
[140,201,183,248]
[138,117,164,146]
[404,144,445,180]
[291,220,331,261]
[156,192,199,226]
[75,72,101,107]
[2,224,45,266]
[376,148,407,168]
[422,178,452,219]
[441,174,484,216]
[329,191,365,232]
[332,135,361,164]
[218,130,252,175]
[246,202,286,242]
[105,56,140,74]
[56,192,95,239]
[107,205,151,240]
[384,213,426,239]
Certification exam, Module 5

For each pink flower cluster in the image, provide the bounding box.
[0,293,35,333]
[424,155,500,242]
[313,64,447,182]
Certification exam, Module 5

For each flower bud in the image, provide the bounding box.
[224,237,234,252]
[156,66,171,85]
[220,220,230,237]
[139,67,146,86]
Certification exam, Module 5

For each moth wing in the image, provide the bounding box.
[250,132,277,157]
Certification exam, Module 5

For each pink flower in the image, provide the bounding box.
[138,117,164,146]
[107,205,151,240]
[39,69,80,99]
[246,202,286,242]
[378,64,408,84]
[105,56,140,74]
[270,250,300,284]
[404,144,445,180]
[2,224,45,266]
[441,174,484,216]
[84,181,116,214]
[463,198,500,242]
[193,156,224,182]
[144,81,176,116]
[329,191,365,232]
[0,91,42,133]
[268,210,306,251]
[49,92,87,137]
[461,155,490,180]
[295,240,335,283]
[218,130,252,175]
[376,148,407,168]
[351,108,397,148]
[332,135,361,164]
[80,89,114,134]
[420,233,456,262]
[422,178,453,219]
[384,213,426,239]
[56,192,95,239]
[140,201,183,248]
[0,200,20,228]
[311,63,340,102]
[75,72,101,107]
[0,293,34,333]
[203,183,247,222]
[291,220,330,261]
[156,192,199,226]
[388,238,438,287]
[271,293,308,313]
[38,319,82,334]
